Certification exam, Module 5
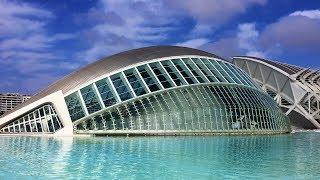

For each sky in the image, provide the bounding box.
[0,0,319,94]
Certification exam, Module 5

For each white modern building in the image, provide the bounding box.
[0,93,30,116]
[0,46,290,136]
[233,56,320,129]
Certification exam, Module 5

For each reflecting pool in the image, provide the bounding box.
[0,133,320,179]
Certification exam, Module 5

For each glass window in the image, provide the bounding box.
[224,63,249,86]
[52,116,61,131]
[218,61,240,84]
[39,108,45,117]
[200,58,226,82]
[209,59,234,83]
[25,123,31,132]
[137,65,161,92]
[124,69,147,96]
[149,62,174,88]
[36,121,42,132]
[102,111,114,130]
[233,67,257,88]
[80,84,102,114]
[160,60,187,86]
[65,92,86,121]
[110,110,122,130]
[111,73,133,101]
[94,115,104,130]
[95,78,117,107]
[29,113,34,120]
[19,123,25,132]
[44,105,50,115]
[171,59,197,84]
[181,58,205,83]
[35,110,40,118]
[191,58,217,82]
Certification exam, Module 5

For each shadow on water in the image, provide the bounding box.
[0,133,320,179]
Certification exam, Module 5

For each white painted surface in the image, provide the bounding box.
[0,91,73,135]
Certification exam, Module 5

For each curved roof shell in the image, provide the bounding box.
[2,46,223,117]
[234,56,303,75]
[233,56,320,129]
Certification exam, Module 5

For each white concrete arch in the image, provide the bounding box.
[233,56,320,129]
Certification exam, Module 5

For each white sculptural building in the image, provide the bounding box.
[233,56,320,130]
[0,46,290,135]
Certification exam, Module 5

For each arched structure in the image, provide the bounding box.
[0,46,290,135]
[233,56,320,129]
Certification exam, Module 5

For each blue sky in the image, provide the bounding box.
[0,0,319,94]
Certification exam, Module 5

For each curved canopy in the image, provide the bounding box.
[234,56,303,75]
[2,46,223,117]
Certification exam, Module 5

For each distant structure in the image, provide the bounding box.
[0,46,290,136]
[233,56,320,129]
[0,93,30,116]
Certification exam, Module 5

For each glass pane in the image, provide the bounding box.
[171,59,196,84]
[181,58,205,83]
[95,78,117,107]
[65,92,86,121]
[210,59,234,83]
[80,84,102,114]
[111,73,133,101]
[224,63,249,86]
[149,62,174,88]
[137,65,161,92]
[161,60,186,86]
[124,69,147,96]
[200,58,226,82]
[191,58,217,82]
[218,61,240,84]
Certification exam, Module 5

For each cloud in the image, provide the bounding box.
[290,9,320,19]
[201,9,320,60]
[49,33,77,41]
[165,0,266,35]
[78,37,135,63]
[246,51,266,58]
[176,38,210,48]
[0,0,78,93]
[0,35,50,51]
[0,0,52,17]
[77,0,183,61]
[3,0,320,94]
[0,51,57,62]
[237,23,259,50]
[169,0,266,21]
[77,0,267,62]
[200,38,240,59]
[236,23,266,57]
[259,10,320,52]
[200,23,264,58]
[0,0,52,37]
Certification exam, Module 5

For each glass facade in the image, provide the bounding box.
[63,56,290,134]
[0,104,63,133]
[80,84,102,114]
[74,85,289,133]
[110,73,133,101]
[65,92,86,121]
[95,78,118,107]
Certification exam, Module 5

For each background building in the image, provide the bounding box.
[0,46,290,135]
[0,93,30,116]
[233,56,320,130]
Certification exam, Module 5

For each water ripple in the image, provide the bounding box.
[0,133,320,179]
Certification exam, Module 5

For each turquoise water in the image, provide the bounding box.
[0,133,320,179]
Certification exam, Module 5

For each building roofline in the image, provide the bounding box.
[232,56,306,75]
[1,46,223,118]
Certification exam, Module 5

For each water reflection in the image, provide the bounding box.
[0,133,320,179]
